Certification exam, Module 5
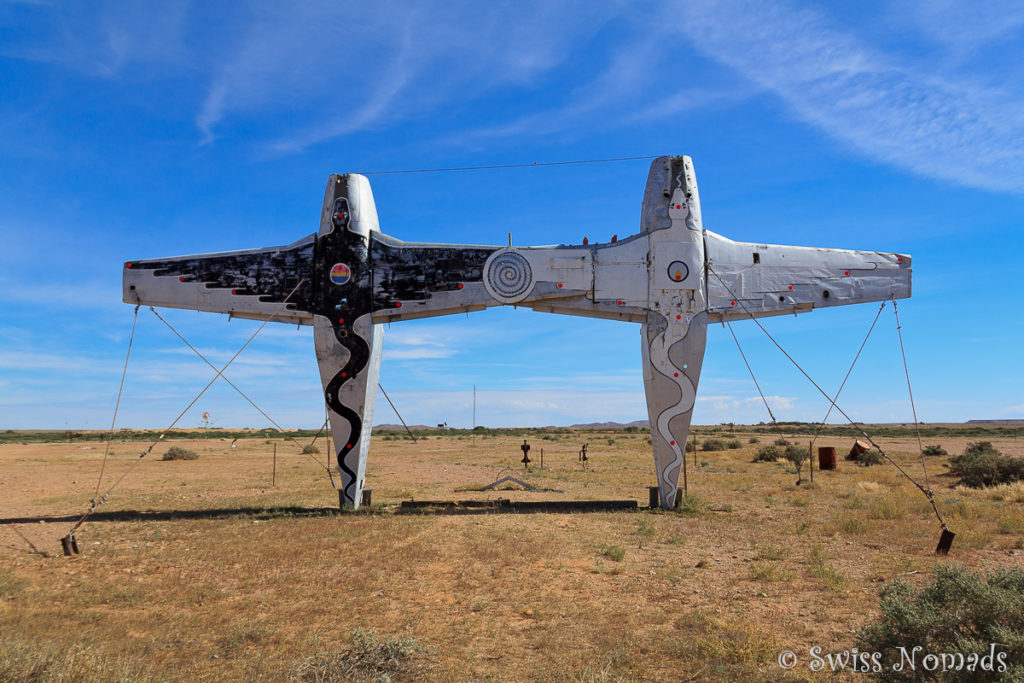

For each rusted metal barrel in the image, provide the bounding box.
[818,447,837,471]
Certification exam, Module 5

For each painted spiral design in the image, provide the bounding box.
[324,323,371,504]
[486,251,533,300]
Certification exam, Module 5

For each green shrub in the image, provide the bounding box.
[161,446,199,461]
[752,445,780,462]
[748,437,760,444]
[701,438,728,452]
[676,494,707,517]
[857,449,885,466]
[964,441,999,458]
[773,438,790,447]
[922,444,947,456]
[686,439,697,452]
[858,565,1024,681]
[726,439,742,449]
[300,443,320,455]
[949,442,1024,488]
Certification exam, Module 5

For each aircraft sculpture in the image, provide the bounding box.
[123,155,910,509]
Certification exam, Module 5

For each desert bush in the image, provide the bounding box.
[748,437,760,444]
[600,544,625,562]
[773,438,789,447]
[161,446,198,461]
[676,494,707,517]
[726,439,742,450]
[686,439,697,452]
[858,565,1024,681]
[752,445,780,462]
[922,444,947,456]
[297,629,426,682]
[857,449,885,467]
[949,442,1024,488]
[701,438,728,452]
[964,441,999,458]
[300,443,320,455]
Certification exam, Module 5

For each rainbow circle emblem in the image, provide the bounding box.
[330,263,352,285]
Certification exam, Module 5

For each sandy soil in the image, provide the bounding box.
[1,429,1022,680]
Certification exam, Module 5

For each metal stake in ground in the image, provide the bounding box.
[520,439,531,470]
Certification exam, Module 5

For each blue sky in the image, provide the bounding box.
[1,0,1022,429]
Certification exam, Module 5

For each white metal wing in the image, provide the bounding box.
[704,231,910,321]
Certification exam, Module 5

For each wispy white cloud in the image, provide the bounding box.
[674,0,1024,193]
[439,24,754,146]
[193,1,627,150]
[896,1,1024,55]
[697,394,794,412]
[1,279,123,313]
[382,329,455,361]
[0,1,190,77]
[378,387,647,427]
[387,347,453,361]
[0,349,116,372]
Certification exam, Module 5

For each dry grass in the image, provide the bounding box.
[0,426,1022,680]
[983,480,1024,503]
[295,629,427,682]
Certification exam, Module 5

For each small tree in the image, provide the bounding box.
[784,444,810,483]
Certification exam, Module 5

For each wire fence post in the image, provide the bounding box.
[809,440,814,483]
[272,443,277,487]
[692,429,698,469]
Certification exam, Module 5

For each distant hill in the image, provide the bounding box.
[569,420,649,428]
[966,419,1024,424]
[374,424,435,431]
